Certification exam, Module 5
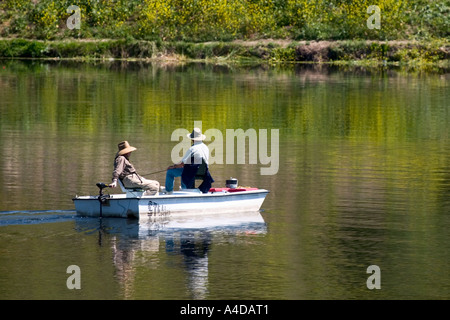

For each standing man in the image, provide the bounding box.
[165,128,212,193]
[110,141,160,195]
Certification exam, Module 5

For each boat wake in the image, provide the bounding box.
[0,210,76,226]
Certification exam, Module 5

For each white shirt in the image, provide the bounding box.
[182,141,209,165]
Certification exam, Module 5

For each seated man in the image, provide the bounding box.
[181,156,214,193]
[110,141,160,195]
[165,128,213,193]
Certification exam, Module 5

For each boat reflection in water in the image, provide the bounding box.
[75,211,267,299]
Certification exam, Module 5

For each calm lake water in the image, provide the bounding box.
[0,60,448,300]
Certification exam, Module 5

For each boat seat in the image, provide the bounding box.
[118,179,144,196]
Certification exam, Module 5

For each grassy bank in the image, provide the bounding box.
[0,38,449,70]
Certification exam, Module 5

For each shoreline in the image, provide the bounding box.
[0,38,449,70]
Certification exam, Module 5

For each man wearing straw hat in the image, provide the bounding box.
[110,141,160,195]
[165,127,212,194]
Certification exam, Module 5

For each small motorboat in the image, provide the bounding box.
[73,179,269,220]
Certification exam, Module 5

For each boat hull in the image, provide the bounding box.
[73,189,269,220]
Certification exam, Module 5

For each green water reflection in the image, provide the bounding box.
[0,60,448,299]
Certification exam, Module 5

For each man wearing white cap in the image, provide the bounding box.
[165,128,211,193]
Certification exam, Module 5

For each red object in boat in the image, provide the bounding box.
[209,187,258,192]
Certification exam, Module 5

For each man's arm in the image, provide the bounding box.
[167,162,184,170]
[111,156,125,187]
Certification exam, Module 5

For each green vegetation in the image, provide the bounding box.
[1,0,448,41]
[0,0,448,66]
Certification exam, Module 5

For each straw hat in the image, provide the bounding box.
[187,128,206,141]
[117,141,137,156]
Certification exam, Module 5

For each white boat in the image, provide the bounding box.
[73,181,269,220]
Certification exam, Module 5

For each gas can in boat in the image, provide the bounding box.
[226,177,238,189]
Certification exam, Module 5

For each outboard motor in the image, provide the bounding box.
[96,182,110,218]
